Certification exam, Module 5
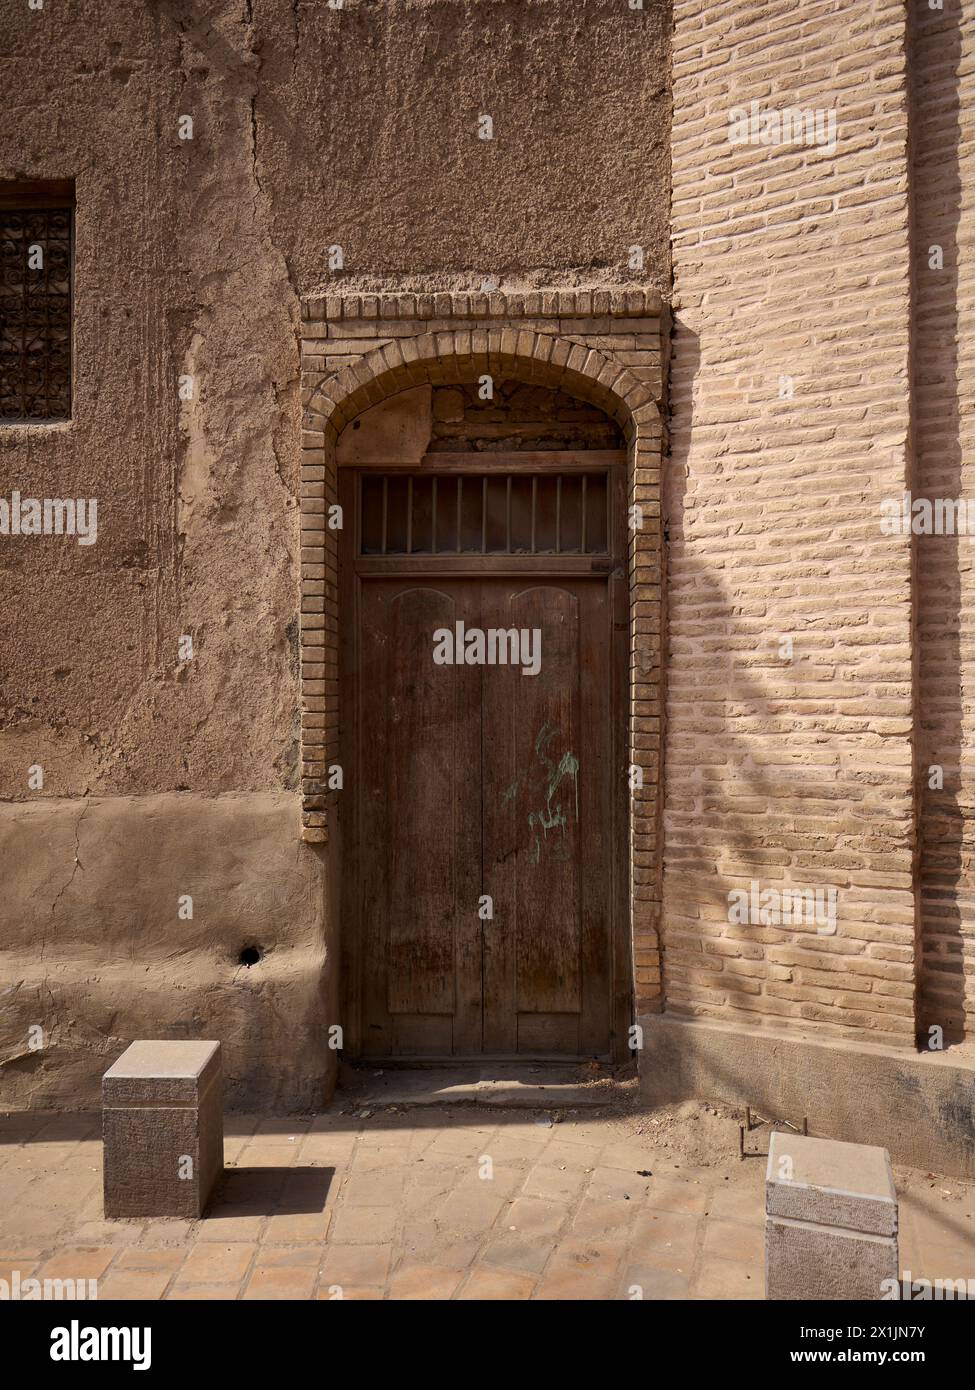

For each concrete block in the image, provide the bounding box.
[766,1217,899,1301]
[767,1132,897,1235]
[103,1040,224,1219]
[766,1133,897,1300]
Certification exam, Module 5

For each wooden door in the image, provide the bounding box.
[341,458,627,1060]
[355,578,483,1058]
[480,579,613,1056]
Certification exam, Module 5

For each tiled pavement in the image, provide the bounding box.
[1,1107,974,1300]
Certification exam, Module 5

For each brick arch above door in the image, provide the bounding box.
[297,287,666,1019]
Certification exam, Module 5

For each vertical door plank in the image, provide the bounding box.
[482,580,615,1053]
[357,580,482,1054]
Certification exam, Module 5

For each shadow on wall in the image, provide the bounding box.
[661,316,920,1051]
[913,1,970,1047]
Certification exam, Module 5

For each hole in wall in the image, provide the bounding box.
[238,946,262,968]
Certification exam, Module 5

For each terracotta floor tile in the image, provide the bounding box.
[319,1243,394,1285]
[387,1263,464,1300]
[176,1242,256,1284]
[242,1264,318,1299]
[97,1270,174,1301]
[458,1267,537,1300]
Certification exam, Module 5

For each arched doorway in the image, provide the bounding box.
[337,379,630,1060]
[298,299,667,1077]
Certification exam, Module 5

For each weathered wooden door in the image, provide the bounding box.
[341,457,627,1059]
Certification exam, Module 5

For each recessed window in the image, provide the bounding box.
[0,181,74,423]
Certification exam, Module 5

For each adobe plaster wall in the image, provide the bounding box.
[0,2,670,1105]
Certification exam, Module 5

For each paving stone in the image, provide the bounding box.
[253,1119,311,1141]
[176,1243,255,1284]
[97,1270,174,1300]
[458,1267,537,1299]
[115,1247,186,1273]
[535,1268,616,1300]
[398,1228,480,1270]
[0,1260,39,1286]
[504,1197,570,1239]
[4,1205,70,1239]
[167,1284,239,1300]
[196,1215,266,1241]
[521,1164,588,1203]
[536,1141,604,1171]
[252,1244,321,1267]
[586,1166,650,1203]
[622,1261,692,1299]
[330,1205,398,1244]
[236,1143,298,1169]
[242,1264,318,1299]
[479,1233,555,1275]
[135,1220,196,1246]
[704,1217,765,1264]
[319,1243,394,1286]
[340,1173,405,1206]
[694,1257,763,1300]
[387,1263,464,1300]
[633,1209,701,1262]
[69,1220,145,1245]
[432,1184,507,1232]
[316,1285,383,1300]
[263,1211,332,1243]
[544,1235,626,1281]
[572,1199,638,1238]
[37,1246,117,1280]
[645,1179,710,1215]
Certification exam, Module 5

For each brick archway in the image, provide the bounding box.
[298,291,665,1022]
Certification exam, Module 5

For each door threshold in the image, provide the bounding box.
[345,1056,611,1068]
[338,1060,629,1110]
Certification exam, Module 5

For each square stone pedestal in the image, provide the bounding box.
[103,1040,223,1219]
[766,1131,898,1300]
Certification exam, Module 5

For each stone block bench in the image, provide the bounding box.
[766,1131,898,1299]
[103,1040,224,1219]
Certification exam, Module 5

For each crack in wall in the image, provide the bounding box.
[48,800,91,928]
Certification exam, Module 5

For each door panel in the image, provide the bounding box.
[481,581,612,1056]
[357,580,482,1056]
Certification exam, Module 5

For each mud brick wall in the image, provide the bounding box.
[0,2,671,1106]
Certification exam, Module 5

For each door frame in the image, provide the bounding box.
[338,450,632,1062]
[297,304,667,1059]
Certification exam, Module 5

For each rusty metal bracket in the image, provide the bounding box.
[738,1106,808,1160]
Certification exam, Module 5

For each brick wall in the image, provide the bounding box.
[914,0,975,1043]
[666,0,917,1046]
